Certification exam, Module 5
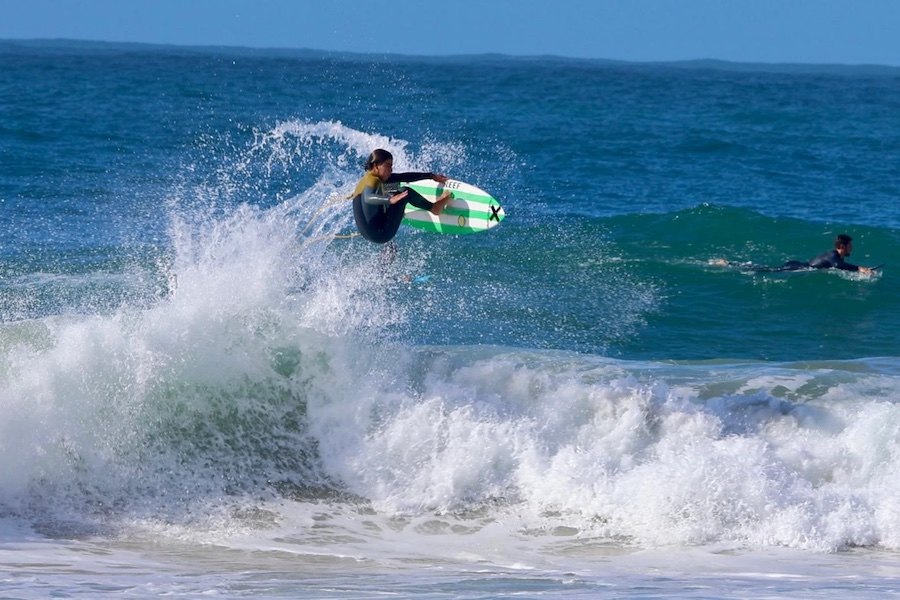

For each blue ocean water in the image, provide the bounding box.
[2,40,900,598]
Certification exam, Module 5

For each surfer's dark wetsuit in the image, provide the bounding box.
[807,249,861,271]
[731,250,861,273]
[350,171,438,244]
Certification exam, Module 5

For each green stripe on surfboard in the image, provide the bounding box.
[405,220,486,235]
[435,205,496,220]
[401,178,505,235]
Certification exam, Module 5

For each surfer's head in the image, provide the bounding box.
[365,148,394,182]
[365,149,393,171]
[835,233,853,256]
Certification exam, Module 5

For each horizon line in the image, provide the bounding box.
[3,37,900,72]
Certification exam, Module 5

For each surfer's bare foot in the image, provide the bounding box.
[430,191,452,215]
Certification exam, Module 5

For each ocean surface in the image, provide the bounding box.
[2,39,900,598]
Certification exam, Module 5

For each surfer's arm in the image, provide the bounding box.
[389,172,449,184]
[361,185,391,206]
[810,253,867,273]
[808,250,861,271]
[830,256,860,272]
[361,185,408,207]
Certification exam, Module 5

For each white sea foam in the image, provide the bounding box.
[1,121,899,564]
[304,350,900,552]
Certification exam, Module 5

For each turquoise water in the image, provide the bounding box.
[2,40,900,598]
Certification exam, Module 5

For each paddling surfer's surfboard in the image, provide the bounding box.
[402,179,504,234]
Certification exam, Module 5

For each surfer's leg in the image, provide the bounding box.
[354,196,394,243]
[429,190,452,215]
[710,258,813,272]
[773,260,809,272]
[741,260,809,273]
[372,202,406,243]
[403,188,432,210]
[710,258,753,268]
[405,188,452,215]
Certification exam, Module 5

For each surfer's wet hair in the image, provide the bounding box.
[835,234,853,249]
[365,149,393,171]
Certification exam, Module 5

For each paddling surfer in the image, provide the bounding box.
[711,234,876,275]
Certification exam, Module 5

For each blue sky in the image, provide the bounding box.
[2,0,899,66]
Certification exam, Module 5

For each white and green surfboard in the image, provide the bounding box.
[402,179,505,235]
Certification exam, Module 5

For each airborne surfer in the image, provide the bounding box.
[350,149,453,244]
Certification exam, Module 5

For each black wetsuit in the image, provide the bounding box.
[351,172,437,244]
[742,250,860,273]
[807,249,860,271]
